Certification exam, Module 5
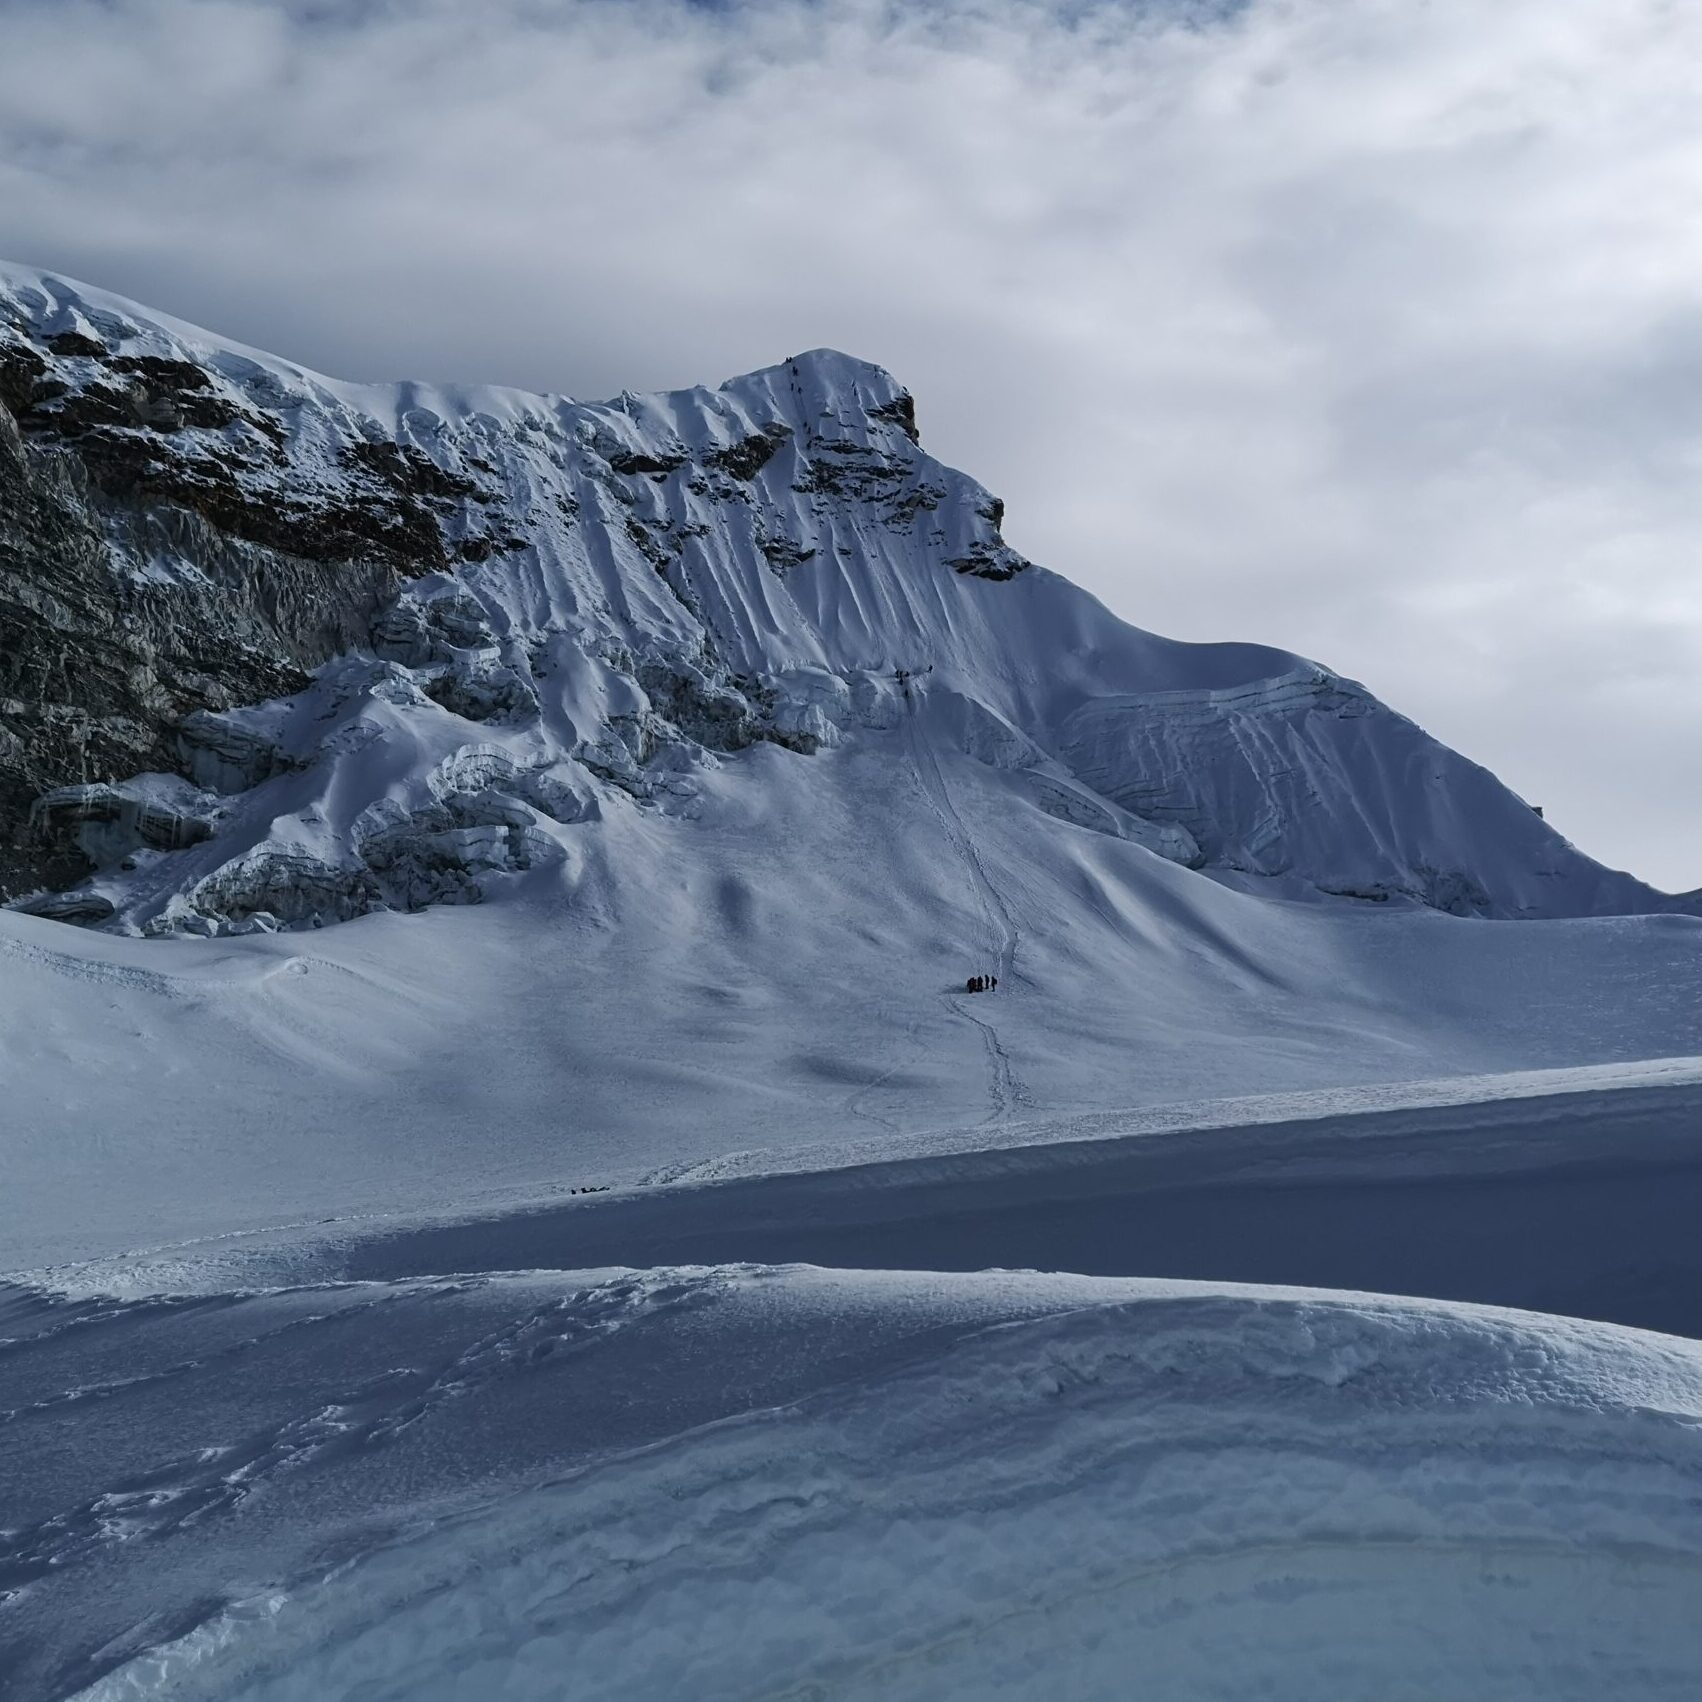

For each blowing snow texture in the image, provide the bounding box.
[13,1269,1702,1702]
[0,261,1684,935]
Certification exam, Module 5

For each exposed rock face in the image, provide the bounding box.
[0,307,458,898]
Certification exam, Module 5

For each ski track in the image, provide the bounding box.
[840,1016,921,1135]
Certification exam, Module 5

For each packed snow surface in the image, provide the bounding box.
[4,267,1702,1699]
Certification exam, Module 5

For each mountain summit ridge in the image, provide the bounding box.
[0,261,1683,934]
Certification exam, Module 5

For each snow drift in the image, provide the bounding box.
[21,1268,1702,1702]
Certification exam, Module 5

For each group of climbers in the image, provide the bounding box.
[965,973,998,994]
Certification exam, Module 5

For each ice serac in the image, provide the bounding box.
[0,260,1684,932]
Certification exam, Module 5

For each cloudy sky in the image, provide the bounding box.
[3,0,1699,887]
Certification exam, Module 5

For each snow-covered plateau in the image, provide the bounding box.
[3,265,1701,1698]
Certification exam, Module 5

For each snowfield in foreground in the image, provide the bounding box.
[8,1062,1702,1699]
[11,1268,1702,1702]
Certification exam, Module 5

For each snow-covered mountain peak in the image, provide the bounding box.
[0,262,1688,938]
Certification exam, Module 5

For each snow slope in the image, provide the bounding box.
[6,807,1702,1276]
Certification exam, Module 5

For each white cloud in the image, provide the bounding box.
[2,0,1699,885]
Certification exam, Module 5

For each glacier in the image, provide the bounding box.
[3,264,1702,1700]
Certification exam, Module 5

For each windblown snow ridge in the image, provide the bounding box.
[30,1267,1702,1702]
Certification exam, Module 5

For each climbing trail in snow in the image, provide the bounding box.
[841,1016,923,1134]
[904,683,1032,1121]
[955,999,1026,1123]
[907,685,1024,988]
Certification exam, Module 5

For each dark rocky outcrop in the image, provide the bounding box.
[869,392,920,444]
[607,448,687,478]
[0,328,468,899]
[707,423,792,482]
[949,540,1030,581]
